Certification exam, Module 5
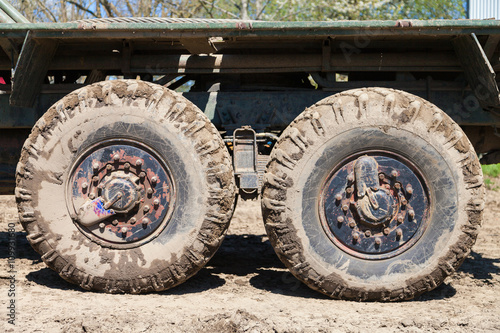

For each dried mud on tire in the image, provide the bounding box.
[1,179,500,332]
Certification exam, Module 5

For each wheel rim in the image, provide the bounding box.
[319,151,430,260]
[67,139,175,249]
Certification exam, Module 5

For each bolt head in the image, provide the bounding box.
[135,159,143,167]
[143,205,150,213]
[113,154,120,161]
[375,237,381,245]
[112,219,118,226]
[391,170,398,178]
[342,204,349,212]
[408,210,415,218]
[82,182,88,189]
[93,162,99,171]
[348,220,356,228]
[147,188,154,196]
[335,193,342,201]
[142,217,150,226]
[364,230,371,237]
[99,223,105,229]
[92,176,99,183]
[129,217,137,225]
[124,162,131,169]
[352,232,360,241]
[397,215,404,223]
[89,193,95,200]
[346,187,353,195]
[406,185,413,195]
[139,172,146,179]
[153,199,160,207]
[347,174,354,182]
[337,216,344,223]
[401,198,407,206]
[394,182,401,190]
[396,229,403,237]
[379,173,385,180]
[383,227,390,235]
[106,164,113,172]
[151,176,157,183]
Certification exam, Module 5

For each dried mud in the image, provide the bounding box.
[1,178,500,332]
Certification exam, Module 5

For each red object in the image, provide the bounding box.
[0,77,5,84]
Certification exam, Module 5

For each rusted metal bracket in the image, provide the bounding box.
[233,126,259,192]
[452,33,500,113]
[10,31,58,107]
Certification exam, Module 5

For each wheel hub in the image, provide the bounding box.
[320,152,430,259]
[68,142,174,247]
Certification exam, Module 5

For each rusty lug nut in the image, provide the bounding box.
[394,182,401,190]
[92,162,99,171]
[89,193,95,200]
[347,174,354,182]
[396,229,403,238]
[408,210,415,219]
[383,227,390,235]
[124,162,131,170]
[142,217,150,227]
[82,182,88,190]
[112,219,118,226]
[406,184,413,195]
[335,193,342,201]
[375,237,381,245]
[99,222,105,229]
[139,172,146,179]
[365,230,371,237]
[151,176,157,184]
[379,173,385,180]
[391,170,398,178]
[342,204,349,212]
[121,227,128,237]
[337,216,344,223]
[346,187,353,195]
[352,232,360,242]
[136,159,143,167]
[113,154,120,162]
[129,217,137,225]
[348,220,356,228]
[397,215,404,224]
[143,205,150,213]
[106,164,113,172]
[153,199,160,207]
[147,188,154,196]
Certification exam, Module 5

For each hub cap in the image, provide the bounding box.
[320,152,430,259]
[68,141,174,248]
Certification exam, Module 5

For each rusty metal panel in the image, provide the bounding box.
[469,0,500,19]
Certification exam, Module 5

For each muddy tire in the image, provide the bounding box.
[262,88,485,301]
[16,80,236,293]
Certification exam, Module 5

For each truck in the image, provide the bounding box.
[1,0,497,301]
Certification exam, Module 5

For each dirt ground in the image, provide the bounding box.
[1,178,499,333]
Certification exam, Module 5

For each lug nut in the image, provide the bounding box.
[142,217,150,227]
[342,204,349,212]
[335,193,342,201]
[397,215,404,224]
[406,184,413,195]
[89,193,95,200]
[352,232,360,242]
[121,227,128,237]
[391,170,398,178]
[129,217,137,225]
[92,176,99,184]
[99,222,105,229]
[383,227,390,235]
[139,172,146,179]
[151,176,157,184]
[401,198,407,206]
[81,182,88,191]
[346,187,353,195]
[347,174,354,182]
[408,210,415,219]
[112,219,118,226]
[147,188,154,196]
[106,164,113,172]
[124,162,131,170]
[136,159,143,167]
[396,229,403,238]
[143,205,150,213]
[365,230,371,237]
[379,173,385,180]
[93,162,99,172]
[337,216,344,223]
[394,182,401,190]
[153,199,160,207]
[348,220,356,228]
[113,154,120,162]
[375,237,381,245]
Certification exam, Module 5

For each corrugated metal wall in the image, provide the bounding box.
[469,0,500,19]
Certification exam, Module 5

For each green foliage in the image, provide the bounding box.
[482,164,500,178]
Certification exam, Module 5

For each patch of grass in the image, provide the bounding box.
[482,163,500,191]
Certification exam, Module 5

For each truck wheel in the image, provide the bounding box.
[16,80,236,293]
[262,88,485,301]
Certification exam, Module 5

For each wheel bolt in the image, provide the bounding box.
[342,204,349,212]
[147,188,154,196]
[136,159,143,167]
[396,229,403,238]
[92,162,99,172]
[397,215,404,224]
[375,237,381,245]
[352,232,360,242]
[124,162,131,170]
[121,227,128,237]
[113,154,120,161]
[89,193,95,200]
[92,176,99,184]
[82,182,88,190]
[337,216,344,223]
[142,217,150,227]
[129,217,137,225]
[143,205,150,213]
[346,187,353,195]
[383,227,390,235]
[401,198,407,206]
[394,182,401,190]
[406,184,413,194]
[379,173,385,180]
[335,193,342,201]
[365,230,371,237]
[99,222,105,229]
[112,219,118,226]
[153,199,160,207]
[106,164,113,172]
[408,210,415,219]
[347,174,354,182]
[348,220,356,228]
[391,170,398,178]
[151,176,157,184]
[139,172,146,179]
